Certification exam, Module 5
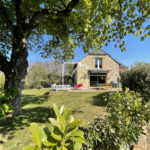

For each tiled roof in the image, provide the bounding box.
[89,49,108,55]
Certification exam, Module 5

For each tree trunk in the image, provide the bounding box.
[4,36,28,117]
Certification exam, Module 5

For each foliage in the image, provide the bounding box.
[25,60,62,89]
[1,0,150,61]
[121,62,150,95]
[0,86,19,102]
[24,104,86,150]
[0,86,19,119]
[82,88,150,150]
[1,0,150,117]
[0,72,5,90]
[0,103,15,119]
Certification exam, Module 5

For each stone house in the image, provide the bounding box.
[73,49,128,88]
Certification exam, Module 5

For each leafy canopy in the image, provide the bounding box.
[0,0,150,61]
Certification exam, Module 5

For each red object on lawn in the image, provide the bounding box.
[73,83,83,88]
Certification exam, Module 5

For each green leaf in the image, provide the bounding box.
[141,36,145,41]
[73,143,82,150]
[60,105,66,115]
[66,143,82,150]
[51,127,62,141]
[41,125,50,138]
[69,137,86,144]
[69,116,74,124]
[145,33,149,38]
[68,120,84,131]
[49,118,58,126]
[52,146,61,150]
[57,116,66,130]
[70,130,84,137]
[136,33,140,36]
[42,137,58,146]
[23,145,36,150]
[66,127,78,137]
[122,41,125,45]
[63,108,72,120]
[53,104,60,117]
[30,123,43,147]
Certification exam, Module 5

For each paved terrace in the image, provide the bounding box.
[50,88,122,92]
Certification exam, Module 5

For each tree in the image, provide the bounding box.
[25,60,62,89]
[121,61,150,95]
[25,60,48,89]
[0,0,150,117]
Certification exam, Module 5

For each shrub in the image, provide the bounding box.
[0,86,19,119]
[121,62,150,95]
[82,88,150,150]
[24,104,86,150]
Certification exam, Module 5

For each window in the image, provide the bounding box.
[95,58,102,68]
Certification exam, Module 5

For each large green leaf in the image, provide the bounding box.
[23,145,36,150]
[51,127,62,140]
[66,127,78,137]
[62,146,67,150]
[63,108,72,120]
[53,104,60,117]
[67,120,84,131]
[30,123,43,147]
[57,116,66,130]
[41,125,50,138]
[69,137,86,144]
[70,130,84,137]
[69,116,74,124]
[42,137,58,146]
[60,105,66,115]
[49,118,58,126]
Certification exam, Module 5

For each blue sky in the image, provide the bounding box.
[28,33,150,67]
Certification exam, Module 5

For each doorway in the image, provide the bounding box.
[90,75,106,87]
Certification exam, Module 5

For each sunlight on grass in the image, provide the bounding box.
[0,88,108,150]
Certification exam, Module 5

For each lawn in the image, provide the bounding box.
[0,89,108,150]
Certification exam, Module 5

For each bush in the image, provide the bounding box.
[0,86,19,119]
[24,104,86,150]
[82,88,150,150]
[121,62,150,95]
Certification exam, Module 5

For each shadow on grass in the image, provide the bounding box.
[22,92,51,107]
[72,110,84,114]
[91,92,109,107]
[0,106,55,140]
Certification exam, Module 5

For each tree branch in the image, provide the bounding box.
[61,0,79,14]
[58,0,67,8]
[27,24,39,37]
[0,54,9,74]
[27,0,79,36]
[0,4,14,31]
[12,0,23,26]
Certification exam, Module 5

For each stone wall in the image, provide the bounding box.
[77,54,120,88]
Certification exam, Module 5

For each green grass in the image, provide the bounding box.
[0,89,108,150]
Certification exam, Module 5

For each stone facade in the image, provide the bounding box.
[76,54,126,88]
